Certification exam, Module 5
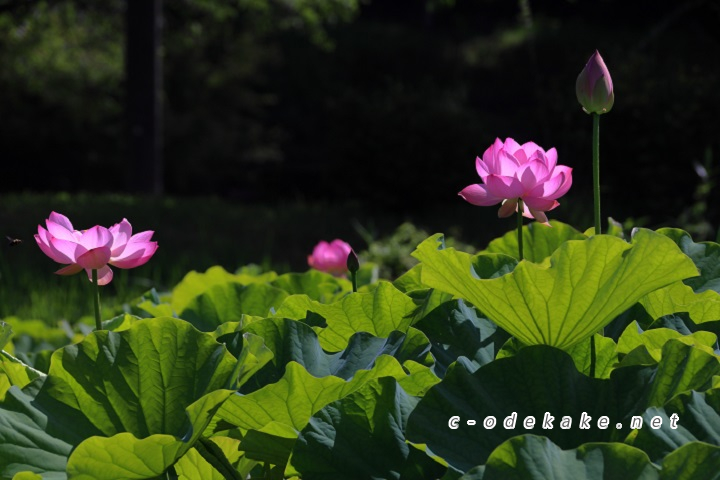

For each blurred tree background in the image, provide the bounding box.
[1,0,719,238]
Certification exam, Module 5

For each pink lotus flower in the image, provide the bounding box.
[308,239,352,276]
[576,50,614,115]
[459,138,572,224]
[35,212,158,285]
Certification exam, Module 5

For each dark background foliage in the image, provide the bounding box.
[0,0,719,236]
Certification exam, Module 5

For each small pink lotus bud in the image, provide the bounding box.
[576,50,614,115]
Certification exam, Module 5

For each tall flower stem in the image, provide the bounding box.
[92,269,102,331]
[517,198,524,260]
[592,113,601,235]
[590,113,602,378]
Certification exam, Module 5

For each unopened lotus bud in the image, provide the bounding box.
[346,249,359,274]
[576,50,614,115]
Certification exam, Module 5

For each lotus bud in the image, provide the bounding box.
[576,50,614,115]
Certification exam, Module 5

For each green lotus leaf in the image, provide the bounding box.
[66,388,234,479]
[274,281,417,351]
[171,265,278,313]
[495,336,617,379]
[629,388,720,463]
[180,282,289,331]
[658,228,720,294]
[610,340,720,433]
[564,334,618,379]
[414,299,510,377]
[640,281,720,325]
[100,313,143,332]
[128,288,175,319]
[270,270,351,302]
[0,377,103,478]
[660,442,720,480]
[482,220,587,262]
[217,357,430,466]
[0,351,45,399]
[459,436,659,480]
[218,317,432,393]
[175,437,256,480]
[413,229,699,350]
[642,340,720,408]
[407,345,616,472]
[393,264,455,326]
[0,317,239,477]
[290,377,447,479]
[226,332,274,390]
[617,321,717,362]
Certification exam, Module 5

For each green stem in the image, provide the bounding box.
[589,335,596,378]
[517,198,524,260]
[92,269,102,331]
[592,113,601,235]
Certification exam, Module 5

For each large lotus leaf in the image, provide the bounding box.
[393,265,455,325]
[100,313,143,332]
[658,228,720,294]
[217,357,435,466]
[270,270,351,302]
[406,345,616,472]
[660,442,720,480]
[482,220,587,262]
[179,282,289,331]
[171,265,278,313]
[66,389,234,479]
[393,264,424,292]
[0,378,96,477]
[0,318,239,478]
[640,281,720,326]
[273,281,417,350]
[175,437,256,480]
[413,230,699,350]
[414,299,510,377]
[643,340,720,408]
[0,352,45,400]
[608,340,720,437]
[226,332,274,390]
[290,377,447,479]
[127,288,175,320]
[629,388,720,463]
[560,335,617,379]
[218,317,432,393]
[648,312,720,339]
[47,317,237,436]
[219,358,429,431]
[459,436,659,480]
[617,321,717,363]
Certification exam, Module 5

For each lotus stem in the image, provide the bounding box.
[517,198,524,260]
[92,269,102,331]
[593,113,601,235]
[350,271,358,293]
